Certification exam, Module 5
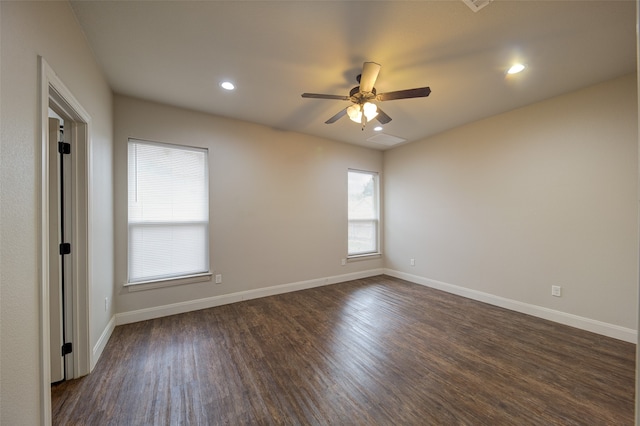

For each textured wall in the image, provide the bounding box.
[384,74,638,330]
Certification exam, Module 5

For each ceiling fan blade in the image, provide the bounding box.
[325,108,348,124]
[377,87,431,101]
[302,93,350,100]
[359,62,381,93]
[375,108,392,124]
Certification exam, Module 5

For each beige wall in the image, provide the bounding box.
[0,2,113,424]
[384,74,638,330]
[114,95,383,315]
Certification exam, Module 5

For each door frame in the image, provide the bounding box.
[39,57,92,425]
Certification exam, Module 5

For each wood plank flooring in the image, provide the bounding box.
[52,275,635,425]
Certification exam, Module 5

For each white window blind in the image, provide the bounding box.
[348,170,379,256]
[128,139,209,283]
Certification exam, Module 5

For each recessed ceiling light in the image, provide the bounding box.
[220,81,235,90]
[507,63,526,74]
[373,126,383,131]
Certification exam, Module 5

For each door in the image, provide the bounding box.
[48,116,73,383]
[48,117,64,383]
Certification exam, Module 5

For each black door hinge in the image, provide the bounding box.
[61,342,73,356]
[59,243,71,255]
[58,142,71,154]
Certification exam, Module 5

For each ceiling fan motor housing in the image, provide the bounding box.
[349,86,377,105]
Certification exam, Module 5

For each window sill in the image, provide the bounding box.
[124,272,212,292]
[347,252,382,262]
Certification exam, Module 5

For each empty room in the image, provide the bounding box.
[1,0,639,424]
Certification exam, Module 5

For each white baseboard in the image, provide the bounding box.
[384,269,637,343]
[115,268,637,343]
[115,269,384,326]
[91,315,116,371]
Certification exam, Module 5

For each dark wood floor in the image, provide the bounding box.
[52,275,635,425]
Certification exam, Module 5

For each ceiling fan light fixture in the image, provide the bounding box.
[347,104,362,123]
[363,102,378,121]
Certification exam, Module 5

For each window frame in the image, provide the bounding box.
[126,138,211,288]
[347,168,381,259]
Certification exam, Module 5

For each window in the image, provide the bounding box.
[128,139,209,283]
[348,169,380,256]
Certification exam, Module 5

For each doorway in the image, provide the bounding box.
[40,57,92,423]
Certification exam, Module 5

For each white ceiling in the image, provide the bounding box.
[70,0,637,150]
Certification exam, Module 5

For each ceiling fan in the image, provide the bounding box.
[301,62,431,129]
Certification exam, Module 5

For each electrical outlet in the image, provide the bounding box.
[104,297,108,312]
[215,274,222,284]
[551,285,562,297]
[410,258,415,266]
[341,258,346,266]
